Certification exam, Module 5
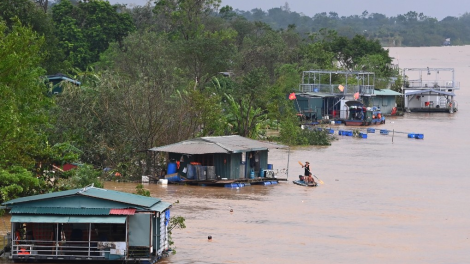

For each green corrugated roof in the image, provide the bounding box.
[374,89,402,96]
[11,207,111,215]
[150,201,172,213]
[2,186,163,210]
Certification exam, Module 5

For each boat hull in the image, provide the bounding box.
[293,180,317,187]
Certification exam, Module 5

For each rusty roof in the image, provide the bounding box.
[149,135,287,154]
[109,208,136,215]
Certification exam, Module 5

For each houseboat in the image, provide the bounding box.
[342,101,385,126]
[293,70,402,123]
[1,185,172,263]
[402,68,458,113]
[148,135,288,186]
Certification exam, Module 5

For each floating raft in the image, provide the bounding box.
[307,127,424,140]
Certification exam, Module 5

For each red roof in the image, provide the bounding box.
[109,208,136,215]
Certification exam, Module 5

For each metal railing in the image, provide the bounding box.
[405,80,460,90]
[299,84,375,95]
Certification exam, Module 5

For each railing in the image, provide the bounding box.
[405,80,460,90]
[12,239,126,260]
[299,84,375,95]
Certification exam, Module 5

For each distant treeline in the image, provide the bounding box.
[232,5,470,46]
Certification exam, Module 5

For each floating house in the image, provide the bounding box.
[402,68,458,113]
[45,73,81,95]
[371,89,402,114]
[2,185,172,263]
[149,135,287,184]
[294,70,381,120]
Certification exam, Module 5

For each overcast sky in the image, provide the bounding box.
[109,0,469,20]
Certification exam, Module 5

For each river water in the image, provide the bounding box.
[2,46,470,264]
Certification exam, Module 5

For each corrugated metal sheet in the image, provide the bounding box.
[150,201,172,213]
[149,135,287,155]
[374,89,402,96]
[149,139,229,154]
[10,207,110,215]
[80,188,161,209]
[110,208,136,215]
[201,135,287,153]
[405,89,455,96]
[298,92,335,98]
[3,187,162,210]
[2,188,81,206]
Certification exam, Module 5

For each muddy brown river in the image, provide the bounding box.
[2,46,470,263]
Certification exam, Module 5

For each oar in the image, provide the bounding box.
[298,161,324,184]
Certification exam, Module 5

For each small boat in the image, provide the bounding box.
[293,176,317,187]
[293,180,317,187]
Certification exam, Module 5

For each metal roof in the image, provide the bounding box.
[46,74,81,85]
[110,208,136,215]
[149,135,287,154]
[149,139,228,154]
[150,201,172,213]
[2,186,165,210]
[296,92,336,98]
[404,89,455,96]
[374,89,402,96]
[10,207,111,215]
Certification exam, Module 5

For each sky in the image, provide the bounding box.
[108,0,469,20]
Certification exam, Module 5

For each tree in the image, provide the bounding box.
[51,31,192,177]
[154,0,236,88]
[0,20,50,169]
[224,68,269,138]
[52,0,135,70]
[0,0,68,73]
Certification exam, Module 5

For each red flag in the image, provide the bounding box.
[354,92,360,100]
[289,93,296,100]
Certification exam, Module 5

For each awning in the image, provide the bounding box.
[345,100,364,107]
[11,215,126,224]
[405,89,455,96]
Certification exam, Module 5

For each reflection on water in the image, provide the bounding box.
[2,46,470,264]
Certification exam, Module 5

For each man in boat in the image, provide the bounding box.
[302,162,316,184]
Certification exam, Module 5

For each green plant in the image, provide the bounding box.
[167,200,186,255]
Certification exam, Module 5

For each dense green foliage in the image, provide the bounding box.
[1,0,406,187]
[236,7,470,46]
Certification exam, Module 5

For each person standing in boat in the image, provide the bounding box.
[302,162,315,184]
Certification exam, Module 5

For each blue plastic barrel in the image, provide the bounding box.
[187,164,196,179]
[359,133,368,138]
[367,128,375,133]
[166,175,181,183]
[414,134,424,139]
[408,133,415,138]
[167,162,177,174]
[267,164,273,170]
